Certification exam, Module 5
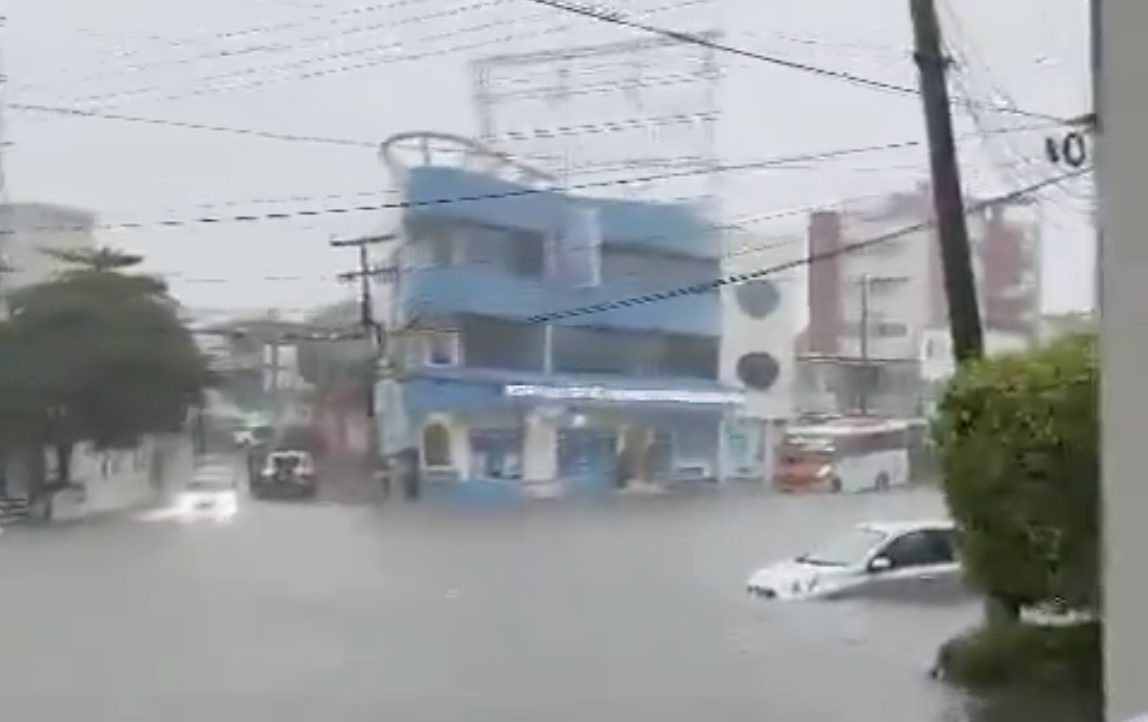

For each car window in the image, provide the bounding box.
[797,526,888,567]
[880,530,951,568]
[923,528,956,563]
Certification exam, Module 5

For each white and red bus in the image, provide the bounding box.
[773,417,923,494]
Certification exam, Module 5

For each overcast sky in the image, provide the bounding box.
[4,0,1092,314]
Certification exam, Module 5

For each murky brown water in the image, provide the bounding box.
[0,487,1100,721]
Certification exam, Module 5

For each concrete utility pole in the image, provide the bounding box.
[331,234,393,490]
[857,275,872,416]
[909,0,984,364]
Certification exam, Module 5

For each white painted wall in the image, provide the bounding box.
[837,212,934,361]
[720,230,799,421]
[50,434,194,520]
[0,202,97,294]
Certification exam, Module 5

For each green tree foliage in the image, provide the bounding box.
[0,247,211,492]
[932,333,1099,613]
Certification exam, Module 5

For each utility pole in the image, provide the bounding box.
[856,275,872,416]
[331,234,393,493]
[909,0,984,363]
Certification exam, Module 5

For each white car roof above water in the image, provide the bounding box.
[858,519,954,535]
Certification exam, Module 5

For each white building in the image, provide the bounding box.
[719,229,799,476]
[804,186,1043,362]
[50,435,195,520]
[0,202,98,294]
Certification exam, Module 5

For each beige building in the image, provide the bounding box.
[0,202,98,294]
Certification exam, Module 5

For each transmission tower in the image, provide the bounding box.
[472,24,722,213]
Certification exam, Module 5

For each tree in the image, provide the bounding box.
[0,247,211,501]
[931,332,1099,690]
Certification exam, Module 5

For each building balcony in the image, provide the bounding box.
[403,165,720,260]
[398,264,719,336]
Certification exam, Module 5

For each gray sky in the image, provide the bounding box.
[4,0,1092,313]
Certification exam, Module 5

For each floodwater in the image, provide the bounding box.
[0,485,1100,722]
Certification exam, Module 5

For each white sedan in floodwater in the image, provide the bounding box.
[171,464,241,522]
[746,519,962,601]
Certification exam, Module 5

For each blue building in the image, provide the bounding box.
[376,133,752,502]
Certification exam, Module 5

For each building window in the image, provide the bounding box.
[860,275,910,295]
[842,318,909,339]
[425,332,459,366]
[422,423,453,468]
[426,229,456,266]
[505,230,546,277]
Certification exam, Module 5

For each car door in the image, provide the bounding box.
[866,529,951,597]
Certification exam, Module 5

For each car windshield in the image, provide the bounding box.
[270,454,305,472]
[796,527,888,567]
[188,472,234,492]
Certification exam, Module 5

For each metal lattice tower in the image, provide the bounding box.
[472,24,722,214]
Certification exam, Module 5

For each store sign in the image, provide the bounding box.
[503,384,743,406]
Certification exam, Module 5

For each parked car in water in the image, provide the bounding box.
[746,519,962,601]
[251,450,318,500]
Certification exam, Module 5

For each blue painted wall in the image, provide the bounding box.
[403,165,719,259]
[396,165,722,336]
[399,265,718,336]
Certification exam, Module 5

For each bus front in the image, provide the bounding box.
[773,432,838,493]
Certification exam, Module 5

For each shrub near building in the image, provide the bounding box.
[931,333,1099,692]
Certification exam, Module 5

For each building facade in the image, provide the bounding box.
[0,202,98,294]
[796,184,1042,417]
[376,133,793,501]
[804,184,1042,359]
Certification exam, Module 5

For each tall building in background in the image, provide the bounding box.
[471,31,721,210]
[375,132,793,502]
[795,184,1042,416]
[0,202,97,291]
[802,183,1043,357]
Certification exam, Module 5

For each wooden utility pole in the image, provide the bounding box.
[331,234,393,488]
[909,0,984,363]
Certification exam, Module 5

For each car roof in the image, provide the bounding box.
[858,519,954,535]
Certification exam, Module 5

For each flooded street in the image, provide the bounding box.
[0,488,1098,721]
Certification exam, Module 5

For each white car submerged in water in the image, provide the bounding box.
[175,463,240,521]
[746,519,961,601]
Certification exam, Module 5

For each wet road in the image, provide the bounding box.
[0,487,1096,722]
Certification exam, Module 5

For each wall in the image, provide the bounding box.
[50,435,193,520]
[0,202,97,295]
[719,229,798,420]
[1100,2,1145,717]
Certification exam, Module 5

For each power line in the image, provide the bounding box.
[526,167,1092,323]
[11,103,378,148]
[17,0,436,97]
[518,0,1070,124]
[2,124,1059,235]
[55,0,703,109]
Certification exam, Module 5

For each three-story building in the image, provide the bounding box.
[375,133,755,501]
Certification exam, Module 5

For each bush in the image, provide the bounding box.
[932,333,1099,612]
[935,621,1102,693]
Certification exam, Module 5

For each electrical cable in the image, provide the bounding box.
[48,0,705,109]
[526,167,1092,324]
[2,124,1059,235]
[516,0,1071,124]
[17,0,438,97]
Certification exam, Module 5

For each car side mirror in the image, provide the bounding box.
[868,556,893,573]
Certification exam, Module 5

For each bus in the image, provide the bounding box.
[773,417,922,494]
